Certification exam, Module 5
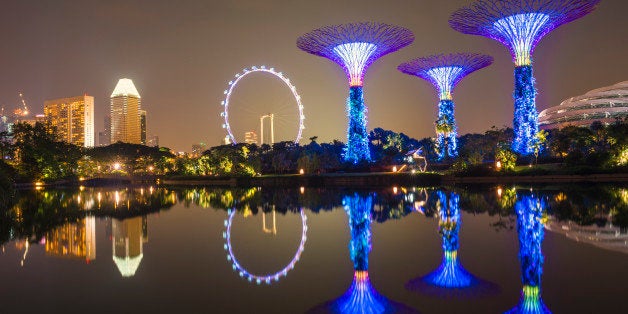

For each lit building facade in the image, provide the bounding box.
[539,81,628,129]
[244,131,258,145]
[44,95,95,147]
[45,217,96,262]
[110,78,142,144]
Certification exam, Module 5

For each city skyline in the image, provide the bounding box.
[0,0,626,151]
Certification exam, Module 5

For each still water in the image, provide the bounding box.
[0,185,627,313]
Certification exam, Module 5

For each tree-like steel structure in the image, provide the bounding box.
[507,192,550,314]
[449,0,600,155]
[297,22,414,164]
[398,53,493,160]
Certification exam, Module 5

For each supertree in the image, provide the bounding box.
[506,192,551,314]
[398,53,493,160]
[309,193,417,313]
[297,23,414,164]
[449,0,600,155]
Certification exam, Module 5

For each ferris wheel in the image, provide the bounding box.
[220,65,305,144]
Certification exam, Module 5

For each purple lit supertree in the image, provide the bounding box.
[398,53,493,160]
[297,23,414,164]
[449,0,600,155]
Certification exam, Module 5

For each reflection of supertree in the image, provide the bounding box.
[507,193,550,314]
[407,190,499,297]
[450,0,600,155]
[297,23,414,164]
[311,193,416,313]
[398,53,493,159]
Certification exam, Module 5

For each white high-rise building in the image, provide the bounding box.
[110,79,142,144]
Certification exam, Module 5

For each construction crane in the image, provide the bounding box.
[13,92,29,117]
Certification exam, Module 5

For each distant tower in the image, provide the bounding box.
[44,95,95,147]
[297,22,414,164]
[140,110,147,145]
[99,115,111,146]
[398,53,493,159]
[110,78,142,144]
[449,0,600,155]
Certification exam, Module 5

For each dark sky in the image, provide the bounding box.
[0,0,626,151]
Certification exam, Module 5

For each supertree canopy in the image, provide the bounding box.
[398,53,493,159]
[506,192,551,314]
[297,23,414,164]
[449,0,600,155]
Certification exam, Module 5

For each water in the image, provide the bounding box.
[0,185,627,313]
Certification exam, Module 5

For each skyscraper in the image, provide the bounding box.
[43,95,95,147]
[140,109,147,145]
[98,115,111,146]
[110,78,141,144]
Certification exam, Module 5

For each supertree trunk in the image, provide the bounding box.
[512,65,539,155]
[344,86,371,164]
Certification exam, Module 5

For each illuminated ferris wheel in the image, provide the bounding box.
[223,208,308,285]
[220,66,305,144]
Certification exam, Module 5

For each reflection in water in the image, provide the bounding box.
[112,216,147,277]
[310,193,416,313]
[407,191,498,296]
[506,193,551,314]
[223,208,308,285]
[45,217,96,262]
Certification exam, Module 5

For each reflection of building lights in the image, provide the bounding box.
[300,186,305,194]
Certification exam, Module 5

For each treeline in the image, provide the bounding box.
[2,119,628,183]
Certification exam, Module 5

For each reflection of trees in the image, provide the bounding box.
[0,188,175,245]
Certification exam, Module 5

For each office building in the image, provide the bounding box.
[110,78,142,144]
[140,110,147,145]
[44,95,94,147]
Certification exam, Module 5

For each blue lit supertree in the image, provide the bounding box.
[506,192,551,314]
[310,193,417,313]
[297,23,414,164]
[398,53,493,160]
[449,0,600,155]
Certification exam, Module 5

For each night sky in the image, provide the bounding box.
[0,0,626,151]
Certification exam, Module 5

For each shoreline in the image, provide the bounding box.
[13,172,628,189]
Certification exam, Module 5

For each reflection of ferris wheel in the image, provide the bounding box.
[223,208,308,285]
[220,66,305,144]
